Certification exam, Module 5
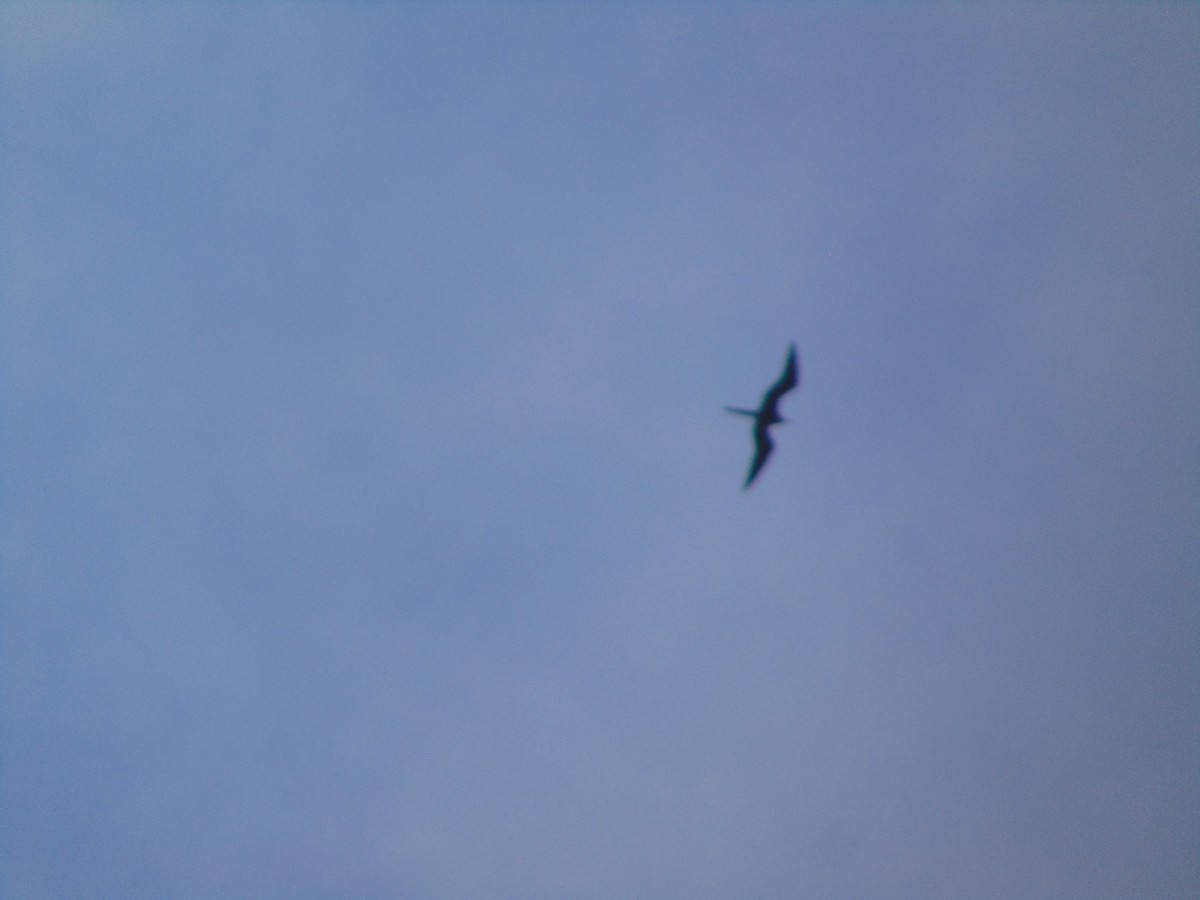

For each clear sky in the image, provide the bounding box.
[3,4,1198,898]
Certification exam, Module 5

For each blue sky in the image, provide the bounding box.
[3,5,1198,898]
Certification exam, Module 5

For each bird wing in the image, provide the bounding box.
[744,424,774,489]
[761,343,799,412]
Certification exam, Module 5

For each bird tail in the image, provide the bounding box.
[724,407,757,417]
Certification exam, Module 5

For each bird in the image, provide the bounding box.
[725,343,800,489]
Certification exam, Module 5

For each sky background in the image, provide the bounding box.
[2,4,1198,898]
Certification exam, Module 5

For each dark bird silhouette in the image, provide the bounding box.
[725,343,800,489]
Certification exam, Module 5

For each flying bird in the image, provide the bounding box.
[725,343,800,489]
